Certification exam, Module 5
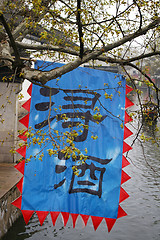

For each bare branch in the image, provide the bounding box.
[115,19,125,37]
[12,21,28,40]
[83,3,134,26]
[127,62,160,92]
[83,26,105,49]
[21,17,160,84]
[16,40,160,66]
[123,51,160,63]
[16,41,79,56]
[133,0,142,30]
[0,13,21,66]
[126,63,160,117]
[98,51,160,64]
[102,17,160,52]
[77,0,84,58]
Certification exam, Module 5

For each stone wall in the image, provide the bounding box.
[0,185,21,239]
[0,82,21,163]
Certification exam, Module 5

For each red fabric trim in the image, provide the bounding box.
[22,99,31,111]
[124,126,133,140]
[27,84,32,96]
[14,160,25,174]
[117,205,127,218]
[71,213,79,228]
[16,146,26,158]
[122,156,130,168]
[11,196,22,209]
[50,212,60,226]
[18,130,27,141]
[80,214,89,226]
[105,218,116,232]
[91,216,103,231]
[125,111,133,124]
[119,187,129,203]
[123,141,132,153]
[125,97,134,109]
[19,113,30,128]
[121,170,131,184]
[36,211,49,226]
[126,85,133,95]
[16,177,23,193]
[61,212,70,226]
[21,210,34,225]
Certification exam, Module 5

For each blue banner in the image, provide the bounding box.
[21,61,126,219]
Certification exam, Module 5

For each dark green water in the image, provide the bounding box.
[2,120,160,240]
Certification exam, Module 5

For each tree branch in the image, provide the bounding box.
[77,0,84,58]
[83,3,134,26]
[16,41,160,65]
[16,41,79,56]
[127,62,159,91]
[126,62,160,115]
[123,51,160,63]
[12,21,28,40]
[102,17,160,53]
[133,0,142,30]
[98,51,160,64]
[0,13,21,66]
[115,19,125,37]
[21,17,160,84]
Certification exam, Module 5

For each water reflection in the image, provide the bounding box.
[2,121,160,240]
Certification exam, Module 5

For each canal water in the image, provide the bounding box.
[2,103,160,239]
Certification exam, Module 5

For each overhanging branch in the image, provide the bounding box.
[127,62,159,92]
[0,13,21,66]
[126,62,160,116]
[21,17,160,84]
[16,41,160,64]
[133,0,142,30]
[16,41,79,56]
[77,0,84,58]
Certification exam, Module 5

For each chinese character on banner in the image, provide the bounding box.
[13,61,133,232]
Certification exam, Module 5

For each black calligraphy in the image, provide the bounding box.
[34,87,112,198]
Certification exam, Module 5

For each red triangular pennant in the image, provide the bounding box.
[18,130,27,141]
[22,99,31,111]
[122,156,130,168]
[80,214,90,226]
[36,211,49,225]
[27,84,32,96]
[124,126,133,140]
[125,97,134,109]
[16,177,23,193]
[50,212,60,226]
[61,212,70,226]
[71,213,79,228]
[119,187,129,203]
[19,114,30,128]
[91,216,103,231]
[14,160,25,174]
[16,146,26,158]
[117,205,127,218]
[124,111,133,124]
[123,141,132,153]
[126,85,133,95]
[105,218,116,232]
[121,170,131,184]
[21,210,34,224]
[11,196,22,209]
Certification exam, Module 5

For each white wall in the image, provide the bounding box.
[0,82,21,163]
